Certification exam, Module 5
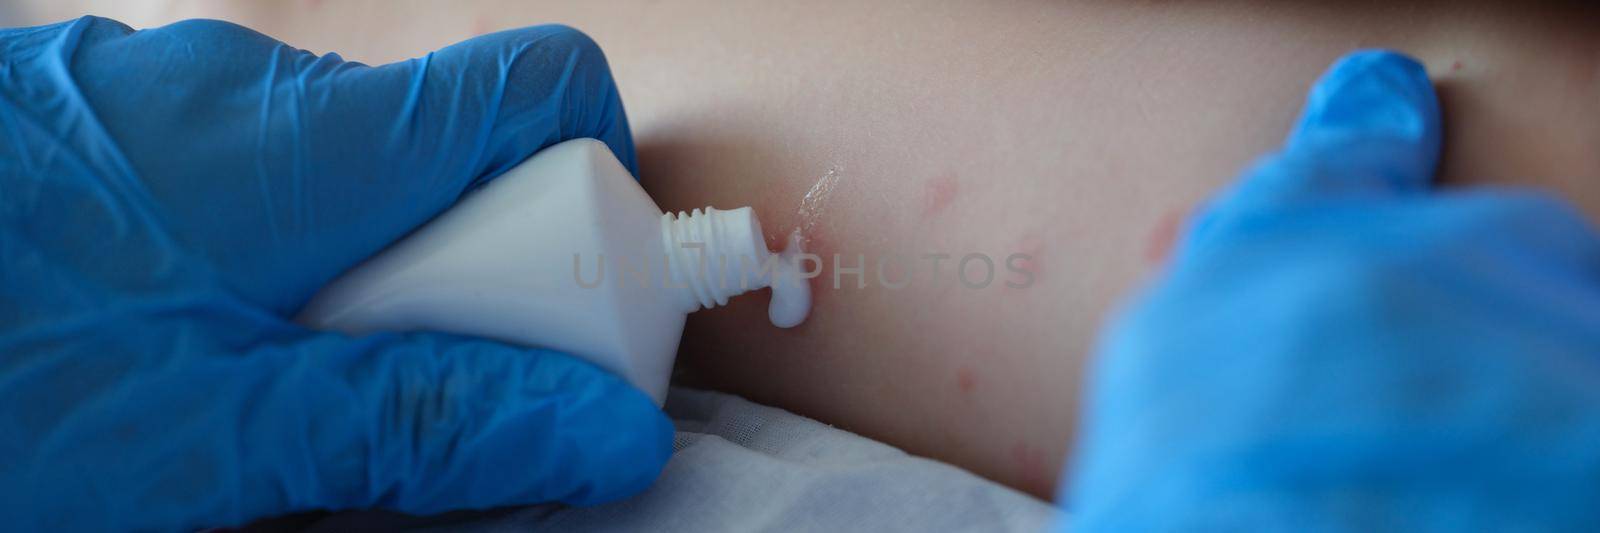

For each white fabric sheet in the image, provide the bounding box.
[305,387,1062,532]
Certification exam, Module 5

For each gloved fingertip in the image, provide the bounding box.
[281,332,675,514]
[423,340,675,508]
[519,349,676,506]
[555,382,676,506]
[1285,49,1442,193]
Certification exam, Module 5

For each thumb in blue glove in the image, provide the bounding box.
[1067,50,1600,531]
[0,17,671,531]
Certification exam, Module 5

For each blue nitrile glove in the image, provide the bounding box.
[0,16,673,531]
[1067,50,1600,530]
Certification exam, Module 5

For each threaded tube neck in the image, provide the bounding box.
[660,206,770,312]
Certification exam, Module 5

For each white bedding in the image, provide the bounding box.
[301,387,1063,532]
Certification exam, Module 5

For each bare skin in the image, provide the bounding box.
[17,0,1600,499]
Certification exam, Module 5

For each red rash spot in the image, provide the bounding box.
[1144,207,1185,265]
[922,174,960,217]
[1451,60,1463,72]
[1008,233,1044,286]
[956,367,978,394]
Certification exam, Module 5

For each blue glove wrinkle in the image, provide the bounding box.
[59,18,635,314]
[1,16,671,531]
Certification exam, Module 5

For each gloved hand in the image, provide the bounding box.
[0,16,672,531]
[1068,51,1600,530]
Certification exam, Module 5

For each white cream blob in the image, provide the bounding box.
[766,229,812,328]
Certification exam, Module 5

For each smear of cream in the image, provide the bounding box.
[795,165,842,244]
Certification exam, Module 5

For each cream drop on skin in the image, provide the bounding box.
[295,138,812,405]
[767,229,811,328]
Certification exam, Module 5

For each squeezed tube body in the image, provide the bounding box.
[297,139,809,404]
